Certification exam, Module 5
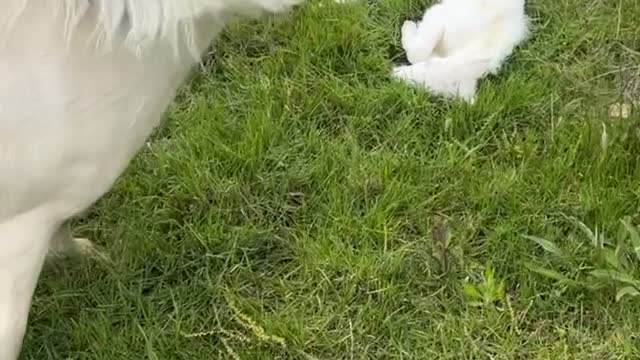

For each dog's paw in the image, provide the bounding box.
[401,20,418,35]
[48,236,111,264]
[400,21,418,44]
[69,237,111,262]
[455,80,478,104]
[391,65,414,82]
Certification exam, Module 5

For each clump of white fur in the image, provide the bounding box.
[391,0,529,103]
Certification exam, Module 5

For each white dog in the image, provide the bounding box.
[0,0,300,358]
[392,0,529,102]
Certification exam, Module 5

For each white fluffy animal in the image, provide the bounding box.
[392,0,529,102]
[0,0,300,358]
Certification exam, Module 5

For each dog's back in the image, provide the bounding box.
[1,0,199,223]
[0,0,301,224]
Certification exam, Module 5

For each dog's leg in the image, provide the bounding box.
[48,221,109,262]
[456,80,478,104]
[400,20,419,49]
[400,21,421,64]
[391,63,429,88]
[401,20,444,64]
[0,213,53,360]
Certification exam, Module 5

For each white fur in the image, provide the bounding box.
[391,0,529,102]
[0,0,299,358]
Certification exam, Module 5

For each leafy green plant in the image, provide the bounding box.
[525,216,640,301]
[463,264,506,307]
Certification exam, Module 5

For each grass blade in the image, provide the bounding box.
[621,218,640,261]
[524,262,571,282]
[576,220,598,248]
[523,235,562,256]
[602,249,620,270]
[590,269,640,287]
[616,286,640,302]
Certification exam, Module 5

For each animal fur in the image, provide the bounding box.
[0,0,300,358]
[391,0,529,103]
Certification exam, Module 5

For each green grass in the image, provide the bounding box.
[23,0,640,358]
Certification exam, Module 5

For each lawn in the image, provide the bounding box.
[22,0,640,358]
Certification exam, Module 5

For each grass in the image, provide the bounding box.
[22,0,640,358]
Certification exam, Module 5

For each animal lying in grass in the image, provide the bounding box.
[0,0,301,358]
[392,0,529,103]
